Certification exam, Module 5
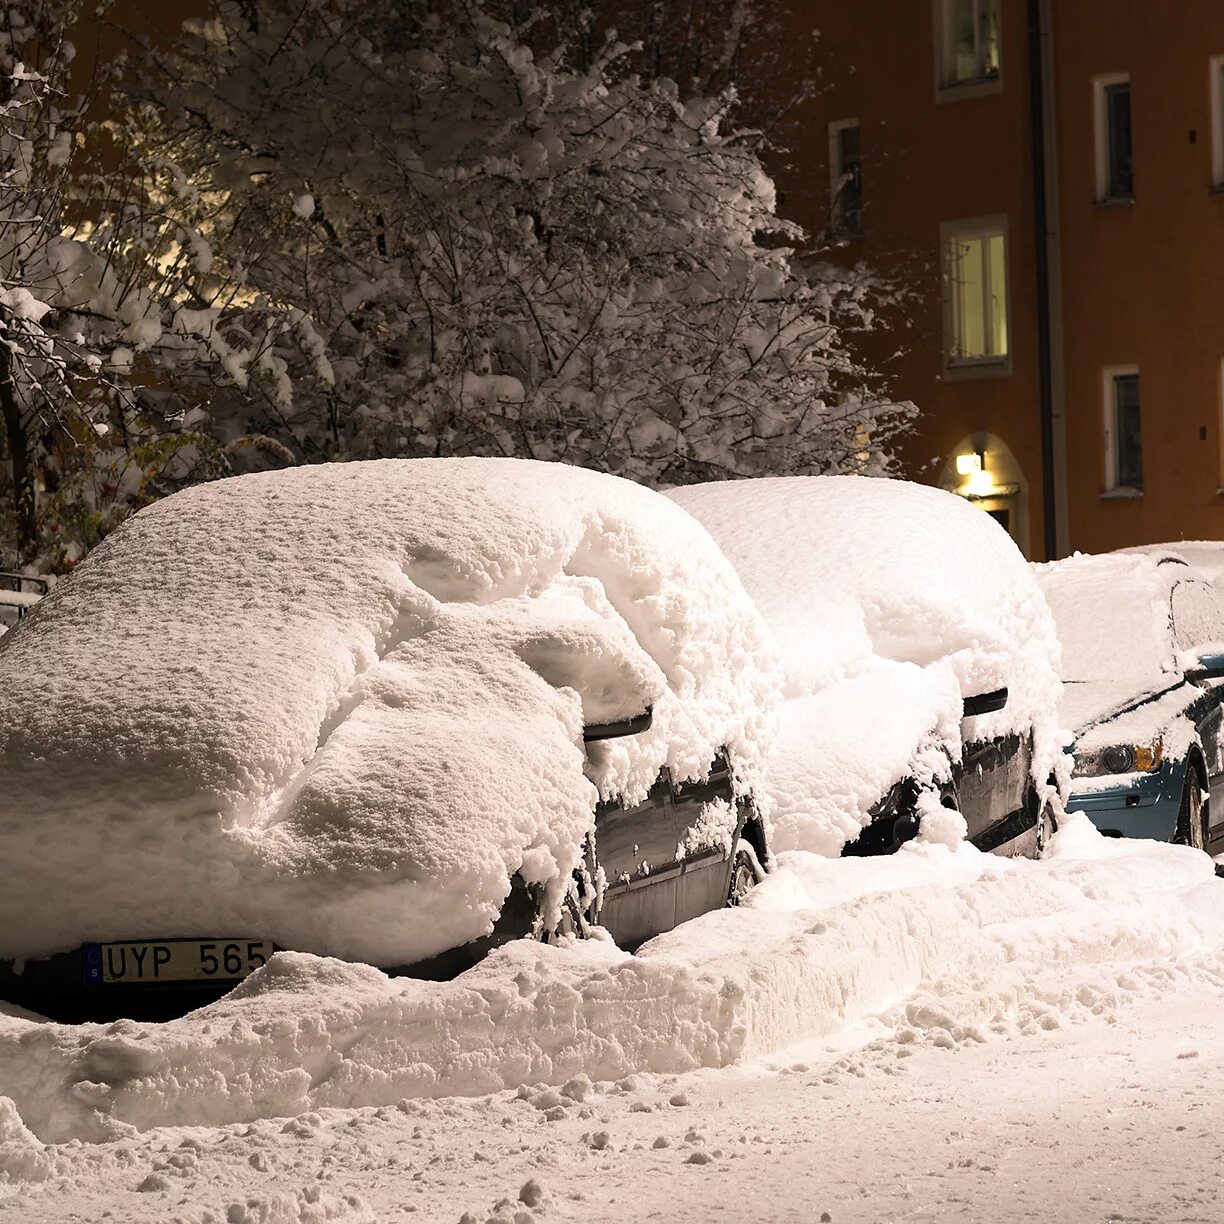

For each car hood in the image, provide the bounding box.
[1060,676,1197,766]
[1058,678,1180,737]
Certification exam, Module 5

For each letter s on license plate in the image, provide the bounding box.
[82,939,274,986]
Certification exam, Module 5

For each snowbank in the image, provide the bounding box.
[669,477,1065,851]
[0,459,776,965]
[2,821,1222,1145]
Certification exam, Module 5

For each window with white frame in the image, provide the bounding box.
[1217,359,1224,487]
[942,219,1009,366]
[1094,74,1133,201]
[828,119,863,237]
[1104,367,1143,491]
[936,0,1000,89]
[1211,56,1224,187]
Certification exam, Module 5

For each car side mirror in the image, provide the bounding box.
[1185,653,1224,684]
[963,688,1008,718]
[583,707,653,743]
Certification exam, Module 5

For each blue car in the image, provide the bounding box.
[1036,551,1224,851]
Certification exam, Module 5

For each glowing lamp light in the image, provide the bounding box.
[965,468,997,498]
[955,451,983,476]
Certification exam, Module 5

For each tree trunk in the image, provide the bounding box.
[0,330,37,562]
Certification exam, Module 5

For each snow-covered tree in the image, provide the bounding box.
[0,0,297,566]
[131,0,912,485]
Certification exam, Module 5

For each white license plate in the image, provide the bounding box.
[83,939,274,986]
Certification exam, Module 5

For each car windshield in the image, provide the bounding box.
[1040,563,1174,685]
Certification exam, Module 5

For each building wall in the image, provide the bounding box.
[769,0,1046,556]
[1054,1,1224,553]
[773,1,1224,559]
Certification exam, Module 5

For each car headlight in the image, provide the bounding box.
[1072,739,1163,778]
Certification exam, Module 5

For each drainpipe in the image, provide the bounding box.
[1027,0,1068,558]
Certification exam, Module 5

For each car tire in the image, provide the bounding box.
[726,839,764,907]
[1175,764,1208,851]
[1035,796,1057,856]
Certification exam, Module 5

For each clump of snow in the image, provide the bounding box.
[0,458,776,965]
[2,822,1222,1144]
[669,477,1065,852]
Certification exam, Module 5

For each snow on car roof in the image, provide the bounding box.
[669,476,1065,852]
[0,458,776,965]
[1116,540,1224,581]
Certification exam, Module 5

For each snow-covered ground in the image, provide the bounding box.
[5,816,1224,1221]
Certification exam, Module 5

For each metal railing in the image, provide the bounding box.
[0,572,48,621]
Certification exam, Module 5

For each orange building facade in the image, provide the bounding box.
[773,0,1224,559]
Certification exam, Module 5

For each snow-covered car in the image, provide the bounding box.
[0,459,777,1021]
[0,571,46,635]
[1035,550,1224,850]
[668,476,1065,858]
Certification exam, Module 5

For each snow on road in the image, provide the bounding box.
[4,818,1224,1220]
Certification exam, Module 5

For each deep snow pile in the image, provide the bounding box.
[669,477,1065,852]
[0,459,776,965]
[1,818,1222,1148]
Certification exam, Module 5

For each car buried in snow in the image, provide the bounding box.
[0,459,777,1022]
[668,476,1067,860]
[1035,550,1224,850]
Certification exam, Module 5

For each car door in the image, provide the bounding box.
[593,770,679,952]
[672,752,739,925]
[958,732,1033,853]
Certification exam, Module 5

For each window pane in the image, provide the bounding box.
[988,233,1007,356]
[1216,62,1224,184]
[953,236,986,357]
[836,124,863,235]
[1114,373,1142,487]
[949,0,977,82]
[1106,82,1133,198]
[944,0,998,84]
[979,0,1000,76]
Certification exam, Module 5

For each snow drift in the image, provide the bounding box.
[2,820,1223,1146]
[668,476,1065,853]
[0,458,776,965]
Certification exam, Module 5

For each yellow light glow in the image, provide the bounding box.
[965,469,996,498]
[955,451,983,476]
[1134,741,1163,772]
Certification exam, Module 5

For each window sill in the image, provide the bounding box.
[1099,486,1144,500]
[1094,195,1135,209]
[935,76,1003,105]
[942,357,1012,382]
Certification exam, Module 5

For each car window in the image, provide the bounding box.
[1170,578,1224,657]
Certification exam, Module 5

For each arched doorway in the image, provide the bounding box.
[938,432,1030,558]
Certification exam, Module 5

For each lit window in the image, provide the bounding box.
[1211,56,1224,188]
[1094,75,1133,201]
[828,120,863,238]
[942,219,1008,366]
[1104,368,1143,491]
[937,0,1000,89]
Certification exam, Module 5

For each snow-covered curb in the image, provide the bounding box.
[3,818,1222,1147]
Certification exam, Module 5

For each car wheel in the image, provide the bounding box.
[1175,766,1208,851]
[726,839,764,907]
